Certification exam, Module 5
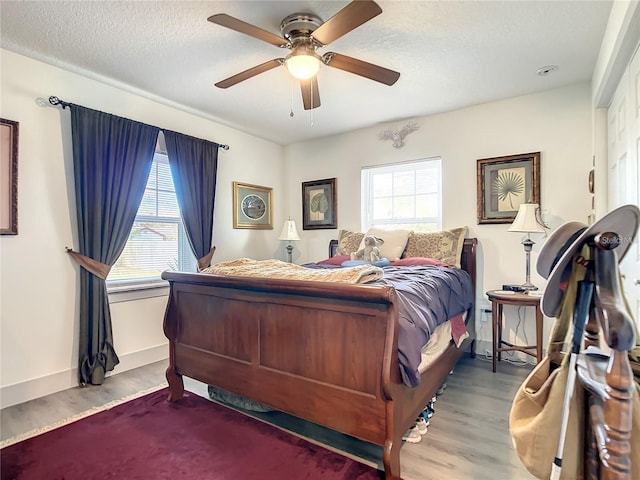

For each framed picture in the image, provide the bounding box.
[1,118,18,235]
[302,178,337,230]
[477,152,540,224]
[233,181,273,229]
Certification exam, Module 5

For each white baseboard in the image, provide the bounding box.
[474,339,492,355]
[0,344,168,409]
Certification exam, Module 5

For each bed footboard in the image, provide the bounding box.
[162,238,478,479]
[162,272,413,477]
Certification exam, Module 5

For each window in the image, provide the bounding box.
[361,158,442,232]
[108,148,196,290]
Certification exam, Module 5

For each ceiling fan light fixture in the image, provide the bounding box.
[285,51,321,80]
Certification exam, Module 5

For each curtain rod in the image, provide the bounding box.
[48,96,230,151]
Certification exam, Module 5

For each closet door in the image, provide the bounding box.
[607,42,640,327]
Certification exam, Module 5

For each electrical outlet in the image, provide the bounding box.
[478,308,491,322]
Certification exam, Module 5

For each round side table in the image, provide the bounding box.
[486,290,543,372]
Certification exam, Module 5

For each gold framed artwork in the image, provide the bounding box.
[302,178,337,230]
[477,152,540,224]
[1,118,18,235]
[233,181,273,229]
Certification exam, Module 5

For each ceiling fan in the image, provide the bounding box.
[208,0,400,110]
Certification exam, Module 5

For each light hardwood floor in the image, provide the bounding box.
[1,355,536,480]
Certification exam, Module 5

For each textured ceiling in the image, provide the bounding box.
[1,1,612,145]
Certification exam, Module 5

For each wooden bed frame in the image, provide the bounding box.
[162,238,478,479]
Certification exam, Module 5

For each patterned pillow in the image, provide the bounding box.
[391,257,449,267]
[335,230,365,255]
[358,228,411,261]
[403,227,468,268]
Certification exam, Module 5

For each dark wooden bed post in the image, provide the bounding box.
[381,289,403,480]
[461,238,478,357]
[382,432,402,480]
[383,391,407,480]
[163,292,185,401]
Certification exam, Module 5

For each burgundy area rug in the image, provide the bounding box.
[1,388,383,480]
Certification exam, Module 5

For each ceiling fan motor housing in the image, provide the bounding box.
[280,13,323,44]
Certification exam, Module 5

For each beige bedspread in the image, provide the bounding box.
[201,258,383,284]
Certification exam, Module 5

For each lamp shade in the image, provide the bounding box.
[278,220,300,241]
[508,203,545,233]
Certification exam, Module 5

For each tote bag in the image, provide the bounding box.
[509,256,585,480]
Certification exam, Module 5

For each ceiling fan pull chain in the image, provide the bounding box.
[290,77,295,117]
[310,82,314,126]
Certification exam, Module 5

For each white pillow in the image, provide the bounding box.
[358,228,411,261]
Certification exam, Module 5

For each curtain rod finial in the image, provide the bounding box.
[49,96,70,109]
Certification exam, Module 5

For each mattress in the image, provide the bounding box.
[417,312,468,374]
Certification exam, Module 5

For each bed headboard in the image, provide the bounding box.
[328,237,478,295]
[460,238,478,296]
[328,239,339,258]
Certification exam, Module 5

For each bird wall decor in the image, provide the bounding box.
[379,122,419,148]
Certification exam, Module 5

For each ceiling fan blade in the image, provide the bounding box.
[323,52,400,86]
[300,77,321,110]
[312,0,382,46]
[215,59,283,89]
[208,14,289,48]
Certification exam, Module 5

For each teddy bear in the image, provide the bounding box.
[350,235,384,262]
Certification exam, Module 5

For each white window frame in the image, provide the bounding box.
[360,157,442,232]
[107,149,196,301]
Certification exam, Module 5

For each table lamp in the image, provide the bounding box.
[508,203,545,291]
[278,218,301,263]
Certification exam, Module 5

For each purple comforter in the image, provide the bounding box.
[372,266,473,386]
[305,263,473,387]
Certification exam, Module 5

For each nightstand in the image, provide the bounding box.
[486,290,543,372]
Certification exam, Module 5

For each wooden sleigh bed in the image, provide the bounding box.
[162,238,478,479]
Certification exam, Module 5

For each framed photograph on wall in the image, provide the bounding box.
[1,118,18,235]
[233,182,273,229]
[477,152,540,224]
[302,178,337,230]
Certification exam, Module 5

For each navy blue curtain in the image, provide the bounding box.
[163,130,219,269]
[70,105,159,385]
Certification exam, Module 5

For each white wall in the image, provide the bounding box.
[0,50,286,408]
[284,83,593,357]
